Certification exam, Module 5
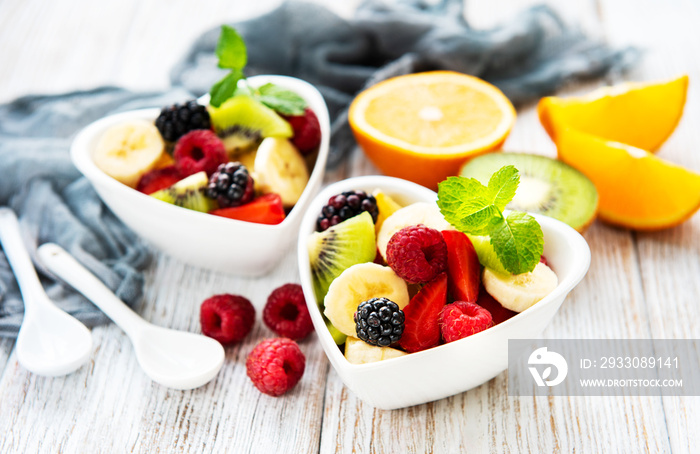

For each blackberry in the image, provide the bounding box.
[155,100,211,144]
[205,162,255,208]
[316,190,379,231]
[354,297,404,347]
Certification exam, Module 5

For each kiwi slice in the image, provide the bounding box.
[151,171,214,213]
[209,95,292,155]
[460,152,598,232]
[308,211,377,306]
[467,234,508,275]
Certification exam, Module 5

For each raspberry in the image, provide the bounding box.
[246,338,306,396]
[155,100,211,143]
[316,190,378,231]
[438,301,493,343]
[136,165,181,195]
[205,162,255,208]
[263,284,314,340]
[200,294,255,345]
[173,130,227,177]
[386,225,448,284]
[284,108,321,155]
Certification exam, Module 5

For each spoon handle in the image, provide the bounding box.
[0,208,47,314]
[37,243,148,338]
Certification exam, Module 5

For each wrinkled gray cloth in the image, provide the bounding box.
[0,0,637,338]
[173,0,638,166]
[0,88,192,337]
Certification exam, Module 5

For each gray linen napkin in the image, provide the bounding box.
[172,0,638,166]
[0,0,636,338]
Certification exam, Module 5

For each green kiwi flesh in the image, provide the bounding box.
[466,234,509,275]
[151,171,214,213]
[460,152,598,232]
[308,212,376,346]
[308,211,376,304]
[209,95,292,154]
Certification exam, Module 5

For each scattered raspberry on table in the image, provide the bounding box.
[263,283,314,340]
[200,294,255,345]
[246,338,306,397]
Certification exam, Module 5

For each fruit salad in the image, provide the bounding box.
[307,167,560,365]
[91,26,321,225]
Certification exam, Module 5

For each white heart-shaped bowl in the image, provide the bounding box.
[71,75,329,276]
[298,175,591,409]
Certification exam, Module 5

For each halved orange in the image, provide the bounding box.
[349,71,516,189]
[556,126,700,230]
[539,75,688,152]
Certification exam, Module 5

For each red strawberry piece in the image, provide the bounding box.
[173,129,227,177]
[284,108,321,155]
[200,294,255,345]
[399,273,448,353]
[136,166,181,195]
[441,230,481,303]
[439,301,493,343]
[209,193,286,225]
[386,225,448,284]
[475,286,517,325]
[263,284,314,340]
[246,338,306,397]
[539,255,548,266]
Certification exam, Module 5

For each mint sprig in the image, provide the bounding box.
[256,83,307,115]
[210,26,247,107]
[209,25,307,115]
[437,166,544,275]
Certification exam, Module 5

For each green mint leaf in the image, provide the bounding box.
[488,211,543,274]
[487,165,519,211]
[438,177,494,235]
[255,83,307,115]
[216,25,247,70]
[209,69,243,108]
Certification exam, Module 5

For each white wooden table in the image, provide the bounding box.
[0,0,698,452]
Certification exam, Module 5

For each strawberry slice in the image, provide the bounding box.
[399,273,447,353]
[475,286,517,325]
[442,230,481,303]
[136,166,181,195]
[209,193,285,225]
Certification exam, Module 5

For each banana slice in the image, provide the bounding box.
[324,263,409,336]
[344,336,407,364]
[376,202,454,259]
[254,137,309,207]
[482,262,558,312]
[93,120,165,187]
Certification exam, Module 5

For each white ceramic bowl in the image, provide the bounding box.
[71,75,330,276]
[298,175,591,409]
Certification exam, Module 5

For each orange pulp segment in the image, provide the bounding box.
[539,75,688,152]
[556,126,700,230]
[349,71,516,189]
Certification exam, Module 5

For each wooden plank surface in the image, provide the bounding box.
[0,0,698,452]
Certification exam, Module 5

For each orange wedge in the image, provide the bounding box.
[556,126,700,230]
[539,75,688,152]
[349,71,516,189]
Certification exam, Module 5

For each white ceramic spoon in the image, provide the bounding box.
[37,243,225,390]
[0,208,92,376]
